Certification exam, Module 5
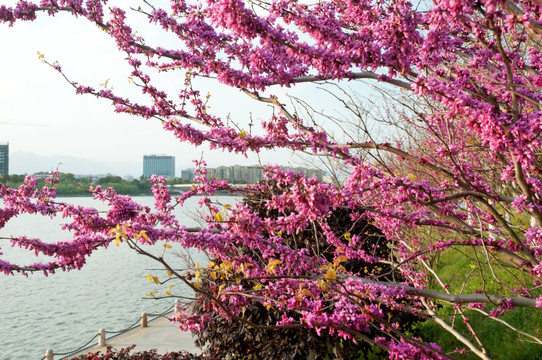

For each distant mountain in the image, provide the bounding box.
[9,151,141,177]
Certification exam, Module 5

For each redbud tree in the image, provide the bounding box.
[2,0,542,359]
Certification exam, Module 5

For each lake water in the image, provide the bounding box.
[0,196,235,360]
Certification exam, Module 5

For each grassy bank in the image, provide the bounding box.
[414,247,542,360]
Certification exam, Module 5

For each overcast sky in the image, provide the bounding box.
[0,1,376,177]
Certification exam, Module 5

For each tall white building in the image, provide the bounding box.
[0,143,8,176]
[143,155,175,178]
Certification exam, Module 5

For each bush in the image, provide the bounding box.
[72,345,211,360]
[192,181,421,359]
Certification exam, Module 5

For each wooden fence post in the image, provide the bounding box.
[98,328,106,347]
[45,349,54,360]
[141,312,148,328]
[175,299,181,312]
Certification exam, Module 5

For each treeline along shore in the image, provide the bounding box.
[0,173,196,196]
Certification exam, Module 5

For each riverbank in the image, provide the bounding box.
[0,195,225,360]
[63,313,199,359]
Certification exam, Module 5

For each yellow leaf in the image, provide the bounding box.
[214,213,223,222]
[165,291,171,296]
[265,259,282,274]
[167,269,172,277]
[115,235,120,247]
[210,271,217,280]
[270,259,282,266]
[195,271,200,281]
[253,284,263,290]
[324,268,336,281]
[223,204,231,209]
[147,274,152,282]
[153,276,160,284]
[140,230,149,241]
[239,129,247,138]
[163,243,172,248]
[318,280,327,291]
[344,232,351,242]
[337,255,348,263]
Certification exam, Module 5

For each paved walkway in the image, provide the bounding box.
[66,314,200,358]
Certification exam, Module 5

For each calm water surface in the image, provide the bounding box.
[0,196,236,360]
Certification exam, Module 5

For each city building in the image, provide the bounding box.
[205,164,323,184]
[180,168,195,181]
[143,155,175,178]
[33,171,52,180]
[0,143,8,176]
[292,167,324,180]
